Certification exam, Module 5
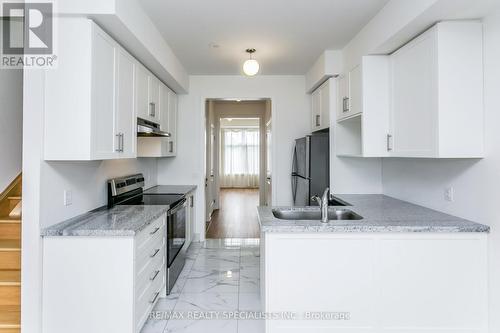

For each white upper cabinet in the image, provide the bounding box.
[116,49,137,158]
[335,21,484,159]
[44,19,137,160]
[135,64,150,122]
[91,27,116,159]
[166,90,178,156]
[311,79,331,132]
[137,82,178,158]
[159,83,170,133]
[148,76,160,123]
[337,65,362,121]
[335,56,390,157]
[136,65,161,124]
[389,21,484,158]
[44,18,180,161]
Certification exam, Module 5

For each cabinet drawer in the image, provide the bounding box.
[135,215,165,251]
[135,265,165,330]
[136,244,165,293]
[135,223,164,268]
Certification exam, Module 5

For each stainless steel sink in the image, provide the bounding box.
[272,208,363,221]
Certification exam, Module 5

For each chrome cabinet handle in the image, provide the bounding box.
[150,227,160,235]
[115,133,121,152]
[115,133,124,152]
[150,248,160,258]
[150,270,160,281]
[169,141,173,153]
[387,134,393,151]
[120,133,124,152]
[342,97,349,113]
[149,102,156,117]
[315,114,320,127]
[149,291,160,304]
[190,196,194,207]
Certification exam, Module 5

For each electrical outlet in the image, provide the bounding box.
[64,190,73,206]
[444,187,454,202]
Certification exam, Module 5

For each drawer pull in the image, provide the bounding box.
[149,291,160,304]
[150,227,160,235]
[150,270,160,281]
[150,248,160,258]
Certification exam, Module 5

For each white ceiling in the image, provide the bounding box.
[139,0,390,75]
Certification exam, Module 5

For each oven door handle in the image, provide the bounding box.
[168,198,187,215]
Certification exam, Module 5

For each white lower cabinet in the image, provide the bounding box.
[262,232,488,333]
[42,215,166,333]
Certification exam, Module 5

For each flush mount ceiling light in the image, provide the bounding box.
[243,48,259,76]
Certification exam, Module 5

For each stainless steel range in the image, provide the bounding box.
[107,174,186,294]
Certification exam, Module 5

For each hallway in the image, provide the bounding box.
[206,189,260,239]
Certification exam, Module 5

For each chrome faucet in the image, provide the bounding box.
[311,188,329,223]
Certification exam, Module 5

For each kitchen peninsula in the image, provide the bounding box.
[257,194,489,333]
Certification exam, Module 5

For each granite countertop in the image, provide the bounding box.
[144,185,197,195]
[258,194,490,233]
[41,205,169,237]
[41,184,197,237]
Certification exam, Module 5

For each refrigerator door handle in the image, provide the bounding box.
[292,145,298,175]
[291,176,298,204]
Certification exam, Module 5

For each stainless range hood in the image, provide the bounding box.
[137,118,170,137]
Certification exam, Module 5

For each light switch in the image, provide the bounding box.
[64,190,73,206]
[444,187,454,202]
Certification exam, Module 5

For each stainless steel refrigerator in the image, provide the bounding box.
[291,132,329,206]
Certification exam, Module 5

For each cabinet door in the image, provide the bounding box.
[165,91,177,156]
[348,65,362,117]
[337,74,349,120]
[115,48,136,158]
[390,31,437,157]
[311,89,321,131]
[91,27,118,159]
[159,83,170,133]
[148,75,160,123]
[135,64,149,121]
[319,80,330,129]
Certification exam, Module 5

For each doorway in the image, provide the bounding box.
[204,99,272,239]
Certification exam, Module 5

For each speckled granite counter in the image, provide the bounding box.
[144,185,197,195]
[41,205,169,237]
[258,194,489,233]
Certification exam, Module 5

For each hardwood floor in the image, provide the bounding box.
[206,188,260,239]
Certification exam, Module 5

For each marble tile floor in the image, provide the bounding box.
[141,238,264,333]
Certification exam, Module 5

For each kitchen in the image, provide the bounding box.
[1,1,499,333]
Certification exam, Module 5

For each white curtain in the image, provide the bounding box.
[220,128,260,188]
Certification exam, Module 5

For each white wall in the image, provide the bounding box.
[381,10,500,332]
[0,19,23,192]
[157,75,310,240]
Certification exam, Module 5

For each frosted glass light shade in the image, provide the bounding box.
[243,59,259,76]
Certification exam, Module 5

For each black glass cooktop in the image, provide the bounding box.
[119,193,184,206]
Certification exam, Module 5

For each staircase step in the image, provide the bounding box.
[7,202,20,220]
[0,306,20,329]
[0,241,20,252]
[0,242,20,270]
[0,284,20,305]
[6,199,20,213]
[0,271,20,286]
[0,221,20,241]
